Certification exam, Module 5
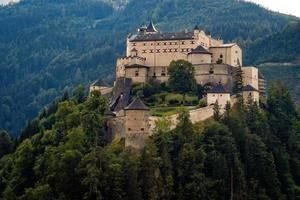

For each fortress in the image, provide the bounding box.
[90,21,266,149]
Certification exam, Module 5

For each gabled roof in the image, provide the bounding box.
[243,85,258,92]
[146,21,158,33]
[91,79,110,87]
[125,97,149,111]
[189,45,212,55]
[208,84,229,94]
[130,48,138,52]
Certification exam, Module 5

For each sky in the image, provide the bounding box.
[0,0,299,17]
[247,0,300,17]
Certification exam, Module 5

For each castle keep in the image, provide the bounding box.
[91,21,265,149]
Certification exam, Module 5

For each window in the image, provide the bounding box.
[128,128,131,131]
[143,43,146,46]
[157,49,160,53]
[191,41,195,44]
[182,41,185,45]
[174,49,178,52]
[164,42,167,45]
[209,68,214,74]
[174,42,178,45]
[220,54,223,58]
[163,49,167,53]
[150,50,154,53]
[141,128,144,131]
[213,94,215,97]
[153,72,156,77]
[133,43,136,46]
[157,43,160,46]
[169,49,172,52]
[151,43,154,46]
[169,42,172,45]
[161,73,166,76]
[142,50,146,53]
[135,71,139,76]
[220,94,223,97]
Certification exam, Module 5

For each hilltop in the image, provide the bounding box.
[0,0,299,135]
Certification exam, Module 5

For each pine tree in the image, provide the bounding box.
[140,141,161,200]
[121,151,142,200]
[176,143,206,200]
[232,65,243,95]
[213,100,221,122]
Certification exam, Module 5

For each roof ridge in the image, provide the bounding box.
[125,97,149,110]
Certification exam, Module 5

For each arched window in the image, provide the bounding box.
[220,54,223,58]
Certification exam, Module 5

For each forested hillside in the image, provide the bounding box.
[0,0,299,136]
[0,82,299,199]
[244,22,300,64]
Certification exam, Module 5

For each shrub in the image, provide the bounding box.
[198,98,207,108]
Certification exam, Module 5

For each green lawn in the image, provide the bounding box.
[149,106,182,117]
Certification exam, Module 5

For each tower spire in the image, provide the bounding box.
[146,20,158,33]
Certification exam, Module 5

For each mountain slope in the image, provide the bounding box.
[0,0,299,135]
[244,22,300,64]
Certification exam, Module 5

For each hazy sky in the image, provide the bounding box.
[247,0,300,17]
[0,0,299,17]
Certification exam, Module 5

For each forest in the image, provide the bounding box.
[0,0,299,136]
[0,81,299,200]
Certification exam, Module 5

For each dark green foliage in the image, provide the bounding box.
[245,22,300,65]
[213,100,221,122]
[1,0,299,135]
[0,131,14,158]
[1,83,300,199]
[168,60,196,100]
[232,65,244,95]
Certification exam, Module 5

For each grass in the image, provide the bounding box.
[149,106,181,117]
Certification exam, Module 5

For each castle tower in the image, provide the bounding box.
[145,20,158,34]
[89,79,112,95]
[188,45,212,64]
[242,84,259,104]
[207,84,231,109]
[124,97,150,149]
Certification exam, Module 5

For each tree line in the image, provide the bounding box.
[0,81,299,199]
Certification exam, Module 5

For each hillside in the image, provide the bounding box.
[258,63,300,104]
[244,22,300,64]
[0,82,299,199]
[0,0,299,135]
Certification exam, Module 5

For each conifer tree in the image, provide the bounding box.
[121,151,142,200]
[232,65,243,95]
[213,100,221,122]
[140,141,161,200]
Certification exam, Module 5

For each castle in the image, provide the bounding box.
[90,21,266,149]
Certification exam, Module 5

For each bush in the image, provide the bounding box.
[165,94,183,106]
[198,98,207,108]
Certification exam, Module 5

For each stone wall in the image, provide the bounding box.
[149,105,215,133]
[242,66,259,90]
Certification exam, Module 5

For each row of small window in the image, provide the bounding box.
[132,41,195,46]
[135,71,166,77]
[142,48,192,53]
[128,128,145,131]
